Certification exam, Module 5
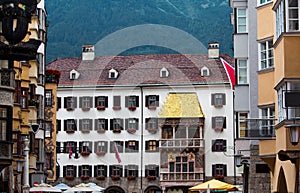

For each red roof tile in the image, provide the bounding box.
[47,54,233,87]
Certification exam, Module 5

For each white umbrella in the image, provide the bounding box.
[63,183,100,193]
[30,183,62,192]
[54,183,71,191]
[87,183,105,192]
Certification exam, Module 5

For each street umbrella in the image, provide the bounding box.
[54,183,71,191]
[30,183,62,192]
[87,183,105,192]
[189,179,239,192]
[63,183,100,193]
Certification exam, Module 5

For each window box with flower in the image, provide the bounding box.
[66,107,74,111]
[28,99,39,107]
[127,128,136,134]
[81,107,90,111]
[147,128,158,134]
[113,106,121,110]
[80,175,90,180]
[96,175,105,180]
[146,175,156,181]
[127,176,136,181]
[111,175,120,181]
[214,127,224,132]
[113,128,121,133]
[128,106,136,111]
[148,106,157,110]
[214,174,224,180]
[66,130,75,134]
[65,175,74,180]
[96,151,106,156]
[80,151,90,156]
[97,106,105,111]
[45,69,61,83]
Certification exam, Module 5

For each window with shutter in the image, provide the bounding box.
[211,93,226,107]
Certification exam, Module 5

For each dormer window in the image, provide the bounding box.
[70,69,80,80]
[109,69,118,79]
[201,66,210,77]
[160,67,169,78]
[71,73,76,79]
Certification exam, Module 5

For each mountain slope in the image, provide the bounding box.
[45,0,233,63]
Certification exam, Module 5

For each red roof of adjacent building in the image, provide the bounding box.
[46,54,233,87]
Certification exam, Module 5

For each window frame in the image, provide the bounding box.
[94,141,108,153]
[45,90,52,107]
[259,40,274,70]
[212,139,227,152]
[237,59,248,84]
[145,140,159,152]
[211,93,226,106]
[125,140,139,153]
[236,8,247,33]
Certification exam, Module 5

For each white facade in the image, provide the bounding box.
[48,52,235,192]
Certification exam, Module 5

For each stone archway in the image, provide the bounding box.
[277,167,288,193]
[105,186,125,193]
[145,185,162,193]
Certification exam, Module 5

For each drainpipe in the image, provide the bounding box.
[140,86,144,193]
[23,137,30,193]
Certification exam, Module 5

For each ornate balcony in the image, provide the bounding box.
[0,141,12,171]
[160,138,204,148]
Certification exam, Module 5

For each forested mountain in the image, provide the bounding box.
[45,0,233,63]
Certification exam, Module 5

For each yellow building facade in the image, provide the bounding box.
[258,1,300,192]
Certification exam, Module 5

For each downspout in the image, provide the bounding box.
[140,86,144,193]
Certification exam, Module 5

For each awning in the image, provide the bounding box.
[189,179,239,192]
[158,93,204,118]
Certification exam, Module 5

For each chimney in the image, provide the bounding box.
[82,45,95,61]
[208,42,219,59]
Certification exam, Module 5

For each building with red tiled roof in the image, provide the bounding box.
[47,43,237,193]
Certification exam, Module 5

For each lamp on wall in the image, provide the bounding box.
[285,123,300,146]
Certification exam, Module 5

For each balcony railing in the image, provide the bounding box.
[238,118,276,139]
[0,141,12,171]
[160,172,204,182]
[160,138,204,148]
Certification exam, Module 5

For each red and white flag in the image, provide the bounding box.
[220,58,235,90]
[68,143,72,159]
[114,142,122,163]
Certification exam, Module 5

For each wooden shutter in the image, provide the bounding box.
[156,95,159,106]
[135,96,139,107]
[212,165,216,176]
[125,96,128,107]
[125,119,128,130]
[110,119,114,130]
[73,97,77,108]
[79,119,82,131]
[79,97,83,108]
[94,165,98,177]
[105,119,108,130]
[212,117,216,129]
[64,97,67,108]
[212,140,216,151]
[89,97,93,107]
[57,97,61,109]
[145,141,149,151]
[78,166,82,177]
[223,164,227,176]
[63,166,66,176]
[222,94,226,105]
[89,166,92,176]
[64,120,67,131]
[105,96,108,107]
[95,96,98,107]
[73,166,77,177]
[145,96,149,107]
